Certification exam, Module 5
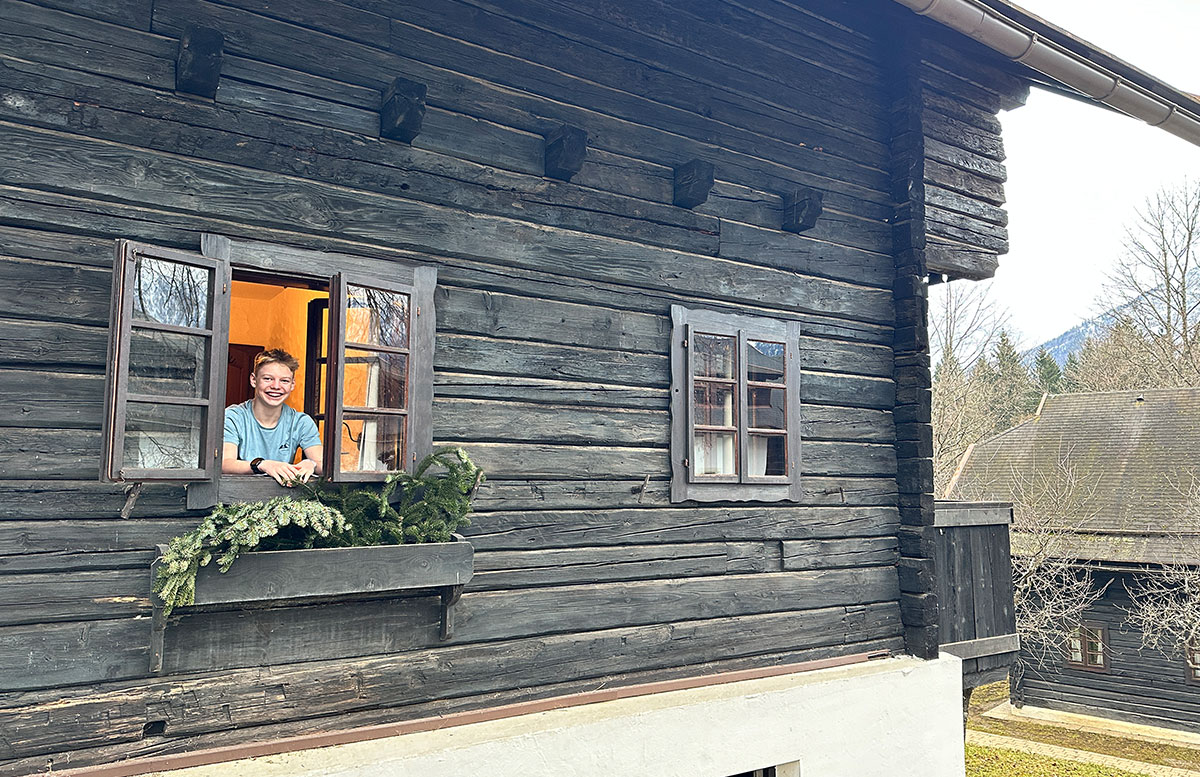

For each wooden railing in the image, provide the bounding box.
[933,501,1019,689]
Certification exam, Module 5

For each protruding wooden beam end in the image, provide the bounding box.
[672,159,715,209]
[544,124,588,181]
[380,77,428,143]
[782,188,823,233]
[176,24,224,98]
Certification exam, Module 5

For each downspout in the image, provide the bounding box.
[894,0,1200,147]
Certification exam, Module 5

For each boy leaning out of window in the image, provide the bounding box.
[222,349,323,485]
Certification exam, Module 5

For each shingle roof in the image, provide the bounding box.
[949,387,1200,563]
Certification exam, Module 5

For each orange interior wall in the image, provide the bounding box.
[229,280,327,413]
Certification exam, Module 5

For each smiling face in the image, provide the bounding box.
[250,361,297,408]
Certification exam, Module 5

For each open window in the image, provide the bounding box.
[101,235,436,504]
[669,305,801,503]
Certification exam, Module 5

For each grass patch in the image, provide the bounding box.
[966,744,1151,777]
[967,681,1200,770]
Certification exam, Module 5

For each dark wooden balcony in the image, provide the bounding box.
[933,501,1019,690]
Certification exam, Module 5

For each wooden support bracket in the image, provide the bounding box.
[440,584,465,641]
[544,124,588,180]
[672,159,715,208]
[176,25,224,98]
[380,77,427,143]
[781,188,823,233]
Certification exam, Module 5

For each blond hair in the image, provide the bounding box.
[253,348,299,375]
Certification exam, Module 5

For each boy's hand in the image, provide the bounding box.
[259,459,301,486]
[293,459,318,483]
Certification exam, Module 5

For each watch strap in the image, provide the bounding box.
[250,457,265,474]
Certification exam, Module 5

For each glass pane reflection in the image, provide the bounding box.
[694,382,734,427]
[124,402,202,470]
[340,414,406,473]
[749,387,786,430]
[132,256,210,328]
[343,350,408,410]
[692,333,735,379]
[346,285,409,349]
[748,434,787,477]
[128,328,208,398]
[693,431,735,476]
[747,340,785,383]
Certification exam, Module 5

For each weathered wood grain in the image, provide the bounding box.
[381,0,893,184]
[0,63,722,257]
[448,440,894,481]
[0,634,906,775]
[0,569,150,625]
[781,537,898,571]
[20,0,154,29]
[0,617,146,691]
[0,481,188,521]
[463,505,900,550]
[469,475,897,511]
[0,608,900,766]
[0,0,174,89]
[433,399,893,447]
[0,550,153,574]
[470,542,782,590]
[0,125,894,324]
[0,255,111,325]
[147,0,899,221]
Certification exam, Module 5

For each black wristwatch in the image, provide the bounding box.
[250,457,265,474]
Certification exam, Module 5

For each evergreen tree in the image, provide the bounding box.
[1032,347,1062,398]
[991,330,1037,432]
[1060,352,1082,393]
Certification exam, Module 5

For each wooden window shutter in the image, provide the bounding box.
[327,266,435,481]
[101,240,230,482]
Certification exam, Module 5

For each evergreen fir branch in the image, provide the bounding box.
[152,448,484,616]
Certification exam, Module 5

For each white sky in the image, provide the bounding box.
[988,0,1200,347]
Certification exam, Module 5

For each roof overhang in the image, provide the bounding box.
[894,0,1200,147]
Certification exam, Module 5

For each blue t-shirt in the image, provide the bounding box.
[223,401,321,463]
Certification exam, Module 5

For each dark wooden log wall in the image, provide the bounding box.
[1015,571,1200,734]
[0,0,1022,770]
[917,25,1028,281]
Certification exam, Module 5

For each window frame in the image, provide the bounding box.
[669,304,802,503]
[328,270,435,481]
[1065,622,1109,672]
[102,234,436,505]
[1184,640,1200,685]
[101,240,231,483]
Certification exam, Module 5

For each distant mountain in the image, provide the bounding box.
[1029,314,1113,367]
[1025,269,1200,367]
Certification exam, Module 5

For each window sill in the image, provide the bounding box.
[186,475,322,510]
[149,536,474,673]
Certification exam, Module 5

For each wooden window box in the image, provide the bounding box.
[149,537,473,673]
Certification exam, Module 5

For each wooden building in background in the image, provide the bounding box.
[952,388,1200,734]
[0,1,1197,774]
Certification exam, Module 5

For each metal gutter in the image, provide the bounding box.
[894,0,1200,147]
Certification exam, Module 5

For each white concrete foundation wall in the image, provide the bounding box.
[148,654,965,777]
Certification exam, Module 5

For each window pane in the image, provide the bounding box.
[748,434,787,476]
[749,387,786,430]
[343,349,408,410]
[123,402,202,470]
[346,285,409,348]
[693,333,734,379]
[747,340,785,384]
[1069,646,1083,662]
[132,255,210,328]
[693,431,735,476]
[128,328,208,398]
[694,382,735,427]
[340,414,406,473]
